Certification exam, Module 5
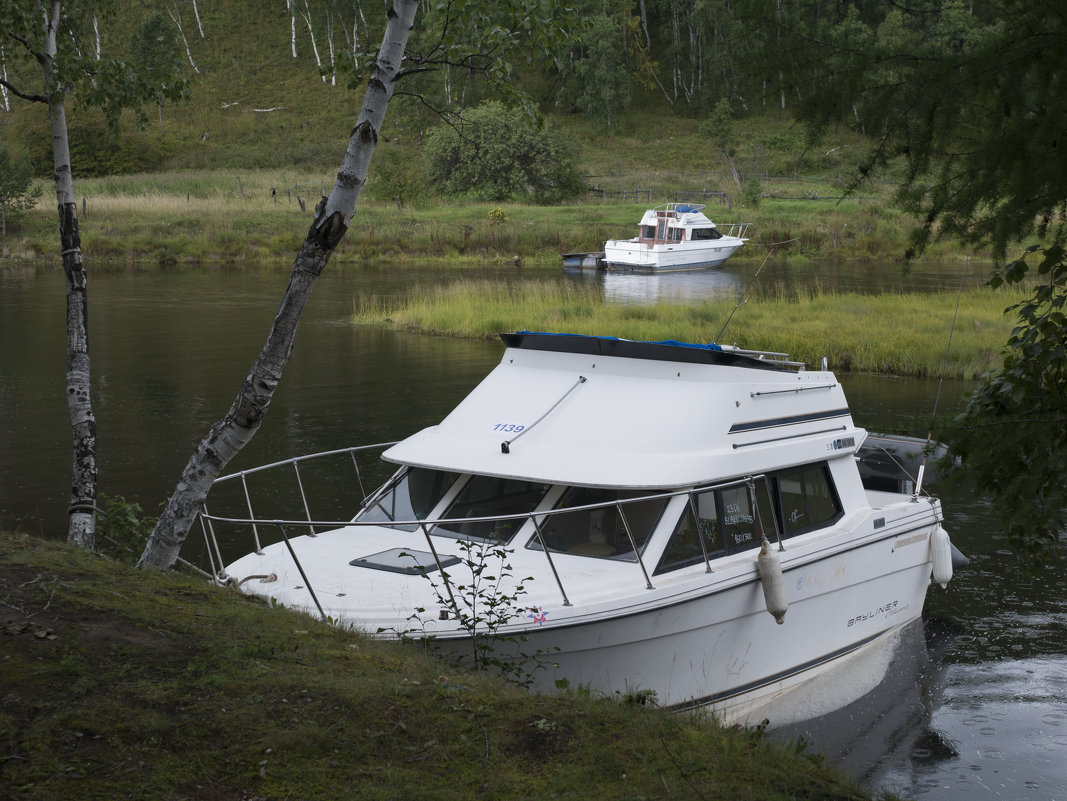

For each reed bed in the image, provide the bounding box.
[355,279,1024,379]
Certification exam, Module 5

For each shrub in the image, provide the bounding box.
[423,102,585,203]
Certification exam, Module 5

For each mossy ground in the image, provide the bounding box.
[1,531,886,801]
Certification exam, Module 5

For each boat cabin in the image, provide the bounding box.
[637,203,726,245]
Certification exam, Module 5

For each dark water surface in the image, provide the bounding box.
[2,261,1064,800]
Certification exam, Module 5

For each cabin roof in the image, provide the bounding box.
[383,334,857,488]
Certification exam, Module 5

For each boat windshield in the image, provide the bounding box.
[528,487,669,561]
[432,475,550,543]
[690,227,723,241]
[356,467,459,531]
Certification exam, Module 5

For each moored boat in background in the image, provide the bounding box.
[602,203,750,271]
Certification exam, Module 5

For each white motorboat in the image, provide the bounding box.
[211,332,957,724]
[603,203,750,271]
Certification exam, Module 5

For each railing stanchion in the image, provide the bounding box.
[417,521,460,615]
[617,501,654,590]
[531,515,572,606]
[687,490,714,573]
[240,472,262,554]
[350,448,367,500]
[275,522,327,621]
[292,461,316,537]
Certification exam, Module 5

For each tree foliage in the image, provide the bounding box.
[424,101,584,202]
[753,0,1067,557]
[0,143,42,236]
[946,247,1067,564]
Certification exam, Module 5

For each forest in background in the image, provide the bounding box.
[0,0,998,190]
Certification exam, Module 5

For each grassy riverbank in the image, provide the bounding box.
[0,531,881,801]
[4,171,955,266]
[356,281,1021,379]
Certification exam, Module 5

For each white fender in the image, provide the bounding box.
[930,525,953,588]
[757,538,788,624]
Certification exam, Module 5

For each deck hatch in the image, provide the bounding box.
[729,408,850,434]
[350,548,460,575]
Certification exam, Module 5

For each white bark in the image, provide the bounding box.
[326,9,336,85]
[289,0,298,57]
[138,0,419,571]
[166,4,201,74]
[37,0,97,548]
[1,47,9,111]
[300,0,326,81]
[191,0,204,38]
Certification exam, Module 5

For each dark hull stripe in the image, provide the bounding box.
[667,629,888,711]
[729,408,851,434]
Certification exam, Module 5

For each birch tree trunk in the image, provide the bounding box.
[39,0,97,547]
[138,0,418,570]
[191,0,204,38]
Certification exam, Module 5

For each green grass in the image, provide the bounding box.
[6,181,975,266]
[0,531,882,801]
[355,280,1023,379]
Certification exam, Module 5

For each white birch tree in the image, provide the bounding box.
[138,0,419,569]
[138,0,576,570]
[0,1,187,548]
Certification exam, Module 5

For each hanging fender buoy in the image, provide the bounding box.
[756,538,788,624]
[930,525,953,589]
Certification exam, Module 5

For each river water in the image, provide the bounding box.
[2,259,1064,800]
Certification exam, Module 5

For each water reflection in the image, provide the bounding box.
[564,257,993,306]
[769,618,955,786]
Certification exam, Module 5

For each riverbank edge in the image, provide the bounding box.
[0,530,884,801]
[2,188,987,267]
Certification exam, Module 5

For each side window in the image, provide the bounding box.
[721,486,759,553]
[641,224,656,239]
[530,488,668,561]
[656,490,723,574]
[777,464,842,536]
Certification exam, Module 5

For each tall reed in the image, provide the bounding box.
[355,279,1023,379]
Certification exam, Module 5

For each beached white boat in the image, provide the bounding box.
[211,332,957,724]
[603,203,750,271]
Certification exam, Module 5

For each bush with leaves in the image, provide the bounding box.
[0,143,41,236]
[945,246,1067,564]
[424,102,585,203]
[96,494,158,565]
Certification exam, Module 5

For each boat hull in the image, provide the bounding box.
[602,239,744,271]
[427,522,937,725]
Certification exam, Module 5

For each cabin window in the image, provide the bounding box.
[721,483,777,553]
[667,227,683,242]
[432,475,549,543]
[528,487,668,560]
[776,464,842,535]
[641,225,656,239]
[655,490,724,573]
[690,227,723,241]
[356,467,459,531]
[654,480,775,574]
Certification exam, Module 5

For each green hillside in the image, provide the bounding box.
[0,1,879,192]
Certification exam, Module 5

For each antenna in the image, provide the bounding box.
[714,237,798,343]
[714,249,773,343]
[913,274,967,499]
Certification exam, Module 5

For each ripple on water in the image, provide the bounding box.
[904,655,1067,801]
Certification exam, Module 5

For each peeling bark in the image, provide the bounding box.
[138,0,419,571]
[39,1,97,548]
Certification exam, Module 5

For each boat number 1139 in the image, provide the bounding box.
[492,423,525,433]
